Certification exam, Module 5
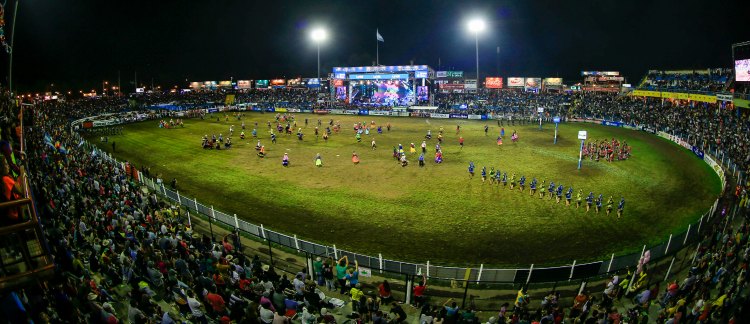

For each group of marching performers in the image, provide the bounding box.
[467,162,626,218]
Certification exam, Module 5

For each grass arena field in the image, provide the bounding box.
[89,114,721,266]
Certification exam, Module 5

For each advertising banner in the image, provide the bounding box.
[601,120,624,127]
[716,93,733,102]
[485,77,503,89]
[270,79,286,86]
[415,71,429,79]
[369,111,391,116]
[691,146,705,159]
[437,71,463,78]
[430,113,450,119]
[464,79,477,90]
[237,80,252,89]
[219,81,232,88]
[468,114,483,120]
[436,71,447,78]
[358,110,369,116]
[275,108,288,113]
[597,76,624,82]
[544,78,563,86]
[343,110,359,115]
[450,114,468,119]
[255,80,269,88]
[439,83,465,90]
[349,73,409,80]
[704,155,726,185]
[190,82,202,90]
[313,109,330,114]
[508,77,524,87]
[525,78,541,89]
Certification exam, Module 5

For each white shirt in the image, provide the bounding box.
[187,297,204,317]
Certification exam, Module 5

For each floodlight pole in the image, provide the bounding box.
[474,32,480,90]
[317,41,321,81]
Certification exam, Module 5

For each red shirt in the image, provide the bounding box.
[413,285,426,296]
[206,292,226,312]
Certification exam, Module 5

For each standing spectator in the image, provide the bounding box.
[379,280,392,303]
[413,274,427,308]
[336,255,349,294]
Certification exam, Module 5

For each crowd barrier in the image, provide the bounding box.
[76,109,731,288]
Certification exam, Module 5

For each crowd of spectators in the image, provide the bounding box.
[639,69,732,93]
[568,92,750,175]
[433,90,571,116]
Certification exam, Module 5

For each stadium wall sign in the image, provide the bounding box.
[468,114,483,120]
[449,114,468,119]
[313,109,330,114]
[716,93,733,102]
[600,120,624,127]
[430,113,450,118]
[691,146,705,159]
[369,111,391,116]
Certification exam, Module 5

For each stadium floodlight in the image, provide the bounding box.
[466,18,486,86]
[310,28,328,82]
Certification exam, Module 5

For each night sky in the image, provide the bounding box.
[1,0,747,93]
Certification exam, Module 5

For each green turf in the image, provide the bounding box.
[89,114,720,266]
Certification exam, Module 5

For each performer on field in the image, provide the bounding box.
[481,166,487,183]
[468,162,475,179]
[606,196,614,216]
[617,197,625,218]
[576,189,583,209]
[586,192,594,212]
[529,178,537,196]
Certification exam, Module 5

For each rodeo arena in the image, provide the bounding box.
[0,5,750,319]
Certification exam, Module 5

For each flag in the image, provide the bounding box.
[376,29,384,42]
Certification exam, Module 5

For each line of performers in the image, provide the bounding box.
[467,162,626,218]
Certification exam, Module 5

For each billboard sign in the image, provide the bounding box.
[203,81,217,89]
[437,71,463,78]
[508,77,524,87]
[415,71,428,78]
[439,83,465,90]
[333,65,429,73]
[189,82,201,90]
[485,77,503,89]
[464,79,477,90]
[237,80,252,89]
[544,78,563,86]
[581,71,620,76]
[349,73,409,80]
[524,78,541,89]
[271,79,286,87]
[255,80,269,88]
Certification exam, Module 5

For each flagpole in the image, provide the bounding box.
[376,30,379,66]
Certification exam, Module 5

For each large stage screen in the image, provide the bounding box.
[736,59,750,82]
[351,80,414,106]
